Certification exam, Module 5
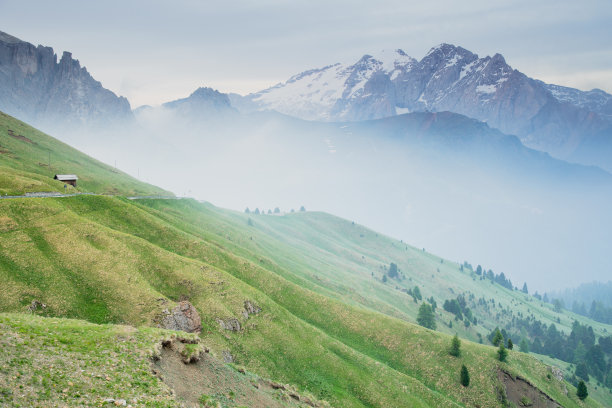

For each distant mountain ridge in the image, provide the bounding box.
[232,44,612,171]
[0,30,132,132]
[162,87,236,117]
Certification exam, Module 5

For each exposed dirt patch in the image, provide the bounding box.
[498,370,561,408]
[7,129,35,144]
[0,145,9,154]
[153,339,326,407]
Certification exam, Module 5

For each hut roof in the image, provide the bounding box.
[54,174,78,181]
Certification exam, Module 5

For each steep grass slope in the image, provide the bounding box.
[0,111,168,196]
[0,195,601,407]
[137,199,612,343]
[0,313,322,408]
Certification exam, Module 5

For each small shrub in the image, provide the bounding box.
[519,395,532,406]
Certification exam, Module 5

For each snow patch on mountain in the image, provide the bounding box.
[243,49,418,121]
[476,84,496,94]
[544,83,612,118]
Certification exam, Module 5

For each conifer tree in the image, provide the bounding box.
[417,303,436,330]
[460,364,470,387]
[449,334,461,357]
[576,380,588,400]
[507,338,513,350]
[497,344,508,362]
[492,328,504,346]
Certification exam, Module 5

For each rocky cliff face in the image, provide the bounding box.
[0,30,132,132]
[237,44,612,170]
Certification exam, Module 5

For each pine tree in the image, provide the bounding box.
[576,380,588,400]
[449,334,461,357]
[413,285,422,300]
[522,282,528,294]
[460,364,470,387]
[507,338,514,350]
[417,303,436,330]
[492,328,504,346]
[388,263,398,278]
[497,344,508,362]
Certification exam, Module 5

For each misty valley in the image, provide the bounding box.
[1,17,612,408]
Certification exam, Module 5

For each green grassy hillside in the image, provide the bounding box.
[0,195,604,407]
[0,313,324,408]
[0,111,169,196]
[0,113,609,407]
[135,199,612,341]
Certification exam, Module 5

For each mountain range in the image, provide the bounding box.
[232,44,612,171]
[2,29,611,171]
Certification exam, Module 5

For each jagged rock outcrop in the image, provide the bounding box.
[216,318,241,331]
[0,30,133,132]
[160,301,202,334]
[243,300,261,318]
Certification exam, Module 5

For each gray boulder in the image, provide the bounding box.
[161,301,202,334]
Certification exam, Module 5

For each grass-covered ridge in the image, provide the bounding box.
[0,195,605,407]
[0,111,169,196]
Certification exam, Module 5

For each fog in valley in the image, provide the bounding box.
[48,102,612,294]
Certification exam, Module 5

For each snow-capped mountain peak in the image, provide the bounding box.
[246,49,417,121]
[231,44,612,171]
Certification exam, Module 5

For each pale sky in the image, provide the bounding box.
[2,0,611,107]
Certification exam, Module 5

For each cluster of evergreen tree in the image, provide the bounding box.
[443,295,477,325]
[244,206,304,214]
[467,262,514,290]
[491,320,612,389]
[571,300,612,325]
